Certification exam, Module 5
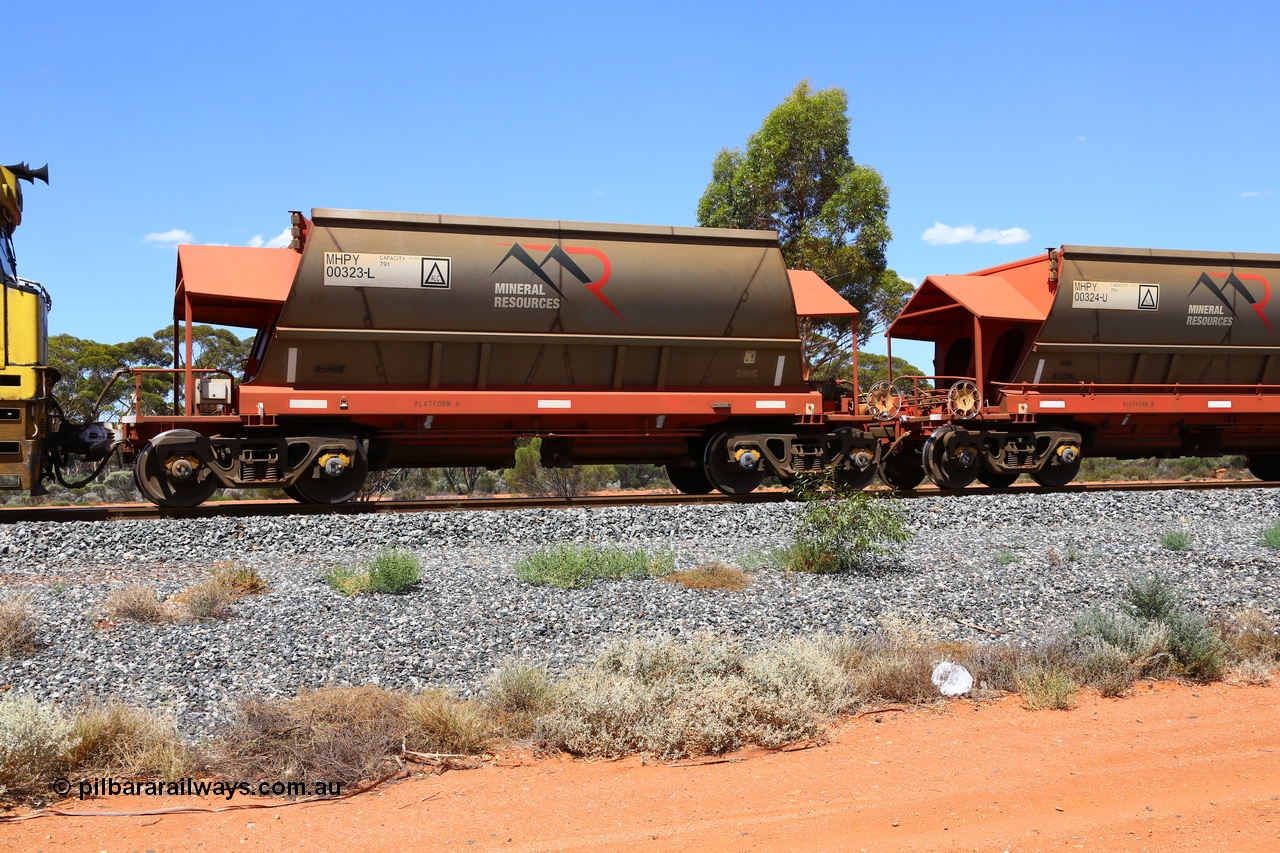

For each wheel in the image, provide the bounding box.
[947,380,981,419]
[134,429,220,508]
[289,430,369,504]
[866,380,904,421]
[703,428,765,495]
[923,426,978,490]
[665,461,714,495]
[835,463,878,490]
[1246,455,1280,481]
[878,449,925,490]
[1031,455,1082,487]
[834,444,878,490]
[976,469,1020,488]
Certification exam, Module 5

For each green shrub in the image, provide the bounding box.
[993,549,1017,565]
[614,464,671,490]
[484,659,556,737]
[535,634,850,759]
[1161,609,1229,681]
[1017,664,1078,710]
[0,695,75,800]
[513,543,673,589]
[1072,574,1227,681]
[366,549,422,594]
[1159,531,1193,551]
[1070,638,1137,697]
[323,565,370,596]
[1123,574,1182,622]
[323,549,420,595]
[1072,606,1173,680]
[1260,523,1280,549]
[502,438,615,497]
[1078,456,1248,482]
[781,473,911,573]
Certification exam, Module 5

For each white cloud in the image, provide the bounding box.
[1076,136,1087,142]
[1240,190,1274,198]
[248,227,292,248]
[143,228,194,246]
[921,222,1031,246]
[264,226,293,248]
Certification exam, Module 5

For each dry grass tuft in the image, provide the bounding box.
[875,609,944,648]
[209,562,269,596]
[215,686,409,787]
[663,562,751,591]
[0,595,38,658]
[1017,664,1078,710]
[174,580,238,620]
[850,639,942,704]
[105,584,174,623]
[1216,608,1280,661]
[68,703,200,781]
[1229,656,1276,686]
[484,659,557,738]
[404,691,493,754]
[113,566,268,624]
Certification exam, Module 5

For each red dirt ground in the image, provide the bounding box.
[3,680,1278,852]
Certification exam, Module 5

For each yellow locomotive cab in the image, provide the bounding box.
[0,161,53,491]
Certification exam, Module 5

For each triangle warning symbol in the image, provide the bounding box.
[424,263,446,285]
[1138,286,1156,308]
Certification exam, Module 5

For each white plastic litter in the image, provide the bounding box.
[931,661,974,697]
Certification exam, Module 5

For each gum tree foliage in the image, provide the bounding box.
[47,325,252,424]
[503,438,614,497]
[697,81,913,376]
[810,351,931,390]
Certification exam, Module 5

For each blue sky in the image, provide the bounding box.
[10,1,1279,370]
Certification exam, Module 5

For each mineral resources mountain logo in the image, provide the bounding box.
[492,244,621,319]
[1190,271,1273,333]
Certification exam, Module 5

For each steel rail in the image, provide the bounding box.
[0,479,1272,524]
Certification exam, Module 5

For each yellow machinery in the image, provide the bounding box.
[0,161,52,492]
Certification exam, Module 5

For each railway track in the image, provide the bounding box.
[0,478,1272,524]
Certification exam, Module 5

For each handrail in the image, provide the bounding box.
[995,380,1280,397]
[92,367,235,419]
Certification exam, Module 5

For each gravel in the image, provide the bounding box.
[2,488,1278,739]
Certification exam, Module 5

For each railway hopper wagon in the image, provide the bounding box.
[99,208,879,507]
[880,245,1280,489]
